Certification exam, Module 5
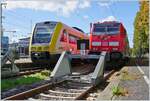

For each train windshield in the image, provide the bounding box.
[107,27,119,34]
[93,27,106,33]
[32,22,57,44]
[93,23,120,35]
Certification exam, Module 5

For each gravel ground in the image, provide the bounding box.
[114,66,149,100]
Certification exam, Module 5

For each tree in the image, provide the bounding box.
[133,1,149,56]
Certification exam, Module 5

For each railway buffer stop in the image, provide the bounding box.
[1,49,20,78]
[50,39,107,85]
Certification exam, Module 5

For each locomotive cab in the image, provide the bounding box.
[30,21,60,64]
[89,21,129,61]
[29,21,88,64]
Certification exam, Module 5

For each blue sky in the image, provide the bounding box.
[2,0,139,48]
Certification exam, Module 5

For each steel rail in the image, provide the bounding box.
[4,70,115,100]
[2,69,44,79]
[75,70,115,100]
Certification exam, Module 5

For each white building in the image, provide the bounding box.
[18,37,30,57]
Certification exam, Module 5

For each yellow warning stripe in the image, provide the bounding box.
[49,22,63,53]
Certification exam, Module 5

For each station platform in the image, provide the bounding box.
[96,66,149,100]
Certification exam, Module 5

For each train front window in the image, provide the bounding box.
[107,27,119,34]
[32,23,57,44]
[93,27,106,34]
[93,23,120,35]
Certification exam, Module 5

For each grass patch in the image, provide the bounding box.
[112,86,123,96]
[111,85,128,97]
[1,70,51,91]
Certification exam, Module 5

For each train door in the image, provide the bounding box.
[68,34,73,53]
[60,29,69,51]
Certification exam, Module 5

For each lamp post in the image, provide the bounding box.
[0,2,7,37]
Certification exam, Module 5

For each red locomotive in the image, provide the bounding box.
[89,21,129,61]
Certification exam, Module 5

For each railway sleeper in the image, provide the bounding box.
[48,90,81,95]
[66,82,92,87]
[58,84,90,89]
[67,79,91,83]
[38,93,76,100]
[44,91,79,97]
[54,87,86,93]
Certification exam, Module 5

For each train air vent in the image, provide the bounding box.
[43,46,49,50]
[38,47,42,51]
[31,47,36,51]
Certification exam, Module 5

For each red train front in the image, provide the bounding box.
[89,21,129,61]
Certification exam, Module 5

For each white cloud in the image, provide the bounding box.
[79,0,91,8]
[99,16,117,22]
[83,15,89,19]
[5,0,91,17]
[98,0,113,7]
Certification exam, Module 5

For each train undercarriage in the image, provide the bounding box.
[88,51,128,69]
[31,52,61,65]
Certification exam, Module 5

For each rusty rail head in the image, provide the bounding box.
[75,85,95,100]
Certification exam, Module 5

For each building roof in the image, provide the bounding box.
[19,37,30,41]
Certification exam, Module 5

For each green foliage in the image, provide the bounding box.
[112,86,123,96]
[111,85,128,99]
[41,69,51,77]
[1,70,51,91]
[1,77,42,91]
[133,1,149,56]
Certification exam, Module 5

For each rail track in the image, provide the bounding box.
[2,58,54,79]
[2,51,116,100]
[2,69,44,79]
[3,69,115,100]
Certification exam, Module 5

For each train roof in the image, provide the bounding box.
[94,21,121,24]
[36,21,58,25]
[72,27,84,33]
[35,21,85,34]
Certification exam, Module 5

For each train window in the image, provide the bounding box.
[32,26,54,44]
[107,27,119,34]
[93,27,119,35]
[93,23,120,35]
[69,35,77,44]
[93,27,106,33]
[60,30,67,42]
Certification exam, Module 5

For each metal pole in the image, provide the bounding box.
[0,3,7,37]
[30,20,32,33]
[0,3,2,37]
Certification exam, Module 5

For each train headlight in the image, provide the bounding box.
[112,48,118,51]
[109,42,119,46]
[92,42,101,46]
